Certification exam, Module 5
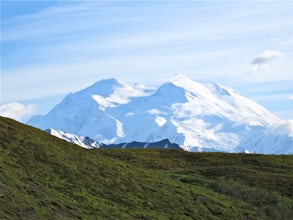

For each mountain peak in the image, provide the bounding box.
[95,77,122,85]
[90,77,125,90]
[168,74,212,99]
[28,75,291,154]
[153,82,188,104]
[77,78,126,98]
[169,73,199,87]
[170,73,194,84]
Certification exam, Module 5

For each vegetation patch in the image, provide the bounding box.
[1,116,292,219]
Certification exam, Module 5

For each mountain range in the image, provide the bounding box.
[28,74,293,154]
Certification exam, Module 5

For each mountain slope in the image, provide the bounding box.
[1,116,293,219]
[29,78,150,143]
[236,120,293,154]
[28,74,292,153]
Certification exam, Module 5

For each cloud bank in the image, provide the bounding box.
[251,50,282,71]
[0,102,36,121]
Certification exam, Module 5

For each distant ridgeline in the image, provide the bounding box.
[45,128,181,150]
[100,139,182,150]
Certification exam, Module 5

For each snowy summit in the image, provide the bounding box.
[28,74,293,154]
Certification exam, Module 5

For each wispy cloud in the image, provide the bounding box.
[250,50,282,71]
[0,48,247,103]
[1,1,106,42]
[0,102,36,121]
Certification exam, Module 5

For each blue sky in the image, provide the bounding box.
[1,0,293,121]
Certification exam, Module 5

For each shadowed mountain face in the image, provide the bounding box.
[100,138,182,150]
[28,74,293,153]
[1,116,293,219]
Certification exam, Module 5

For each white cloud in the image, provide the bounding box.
[289,95,293,100]
[0,102,36,121]
[251,50,282,71]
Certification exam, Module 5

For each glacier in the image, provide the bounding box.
[28,74,293,154]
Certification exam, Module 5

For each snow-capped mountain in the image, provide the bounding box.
[46,128,100,149]
[28,74,293,153]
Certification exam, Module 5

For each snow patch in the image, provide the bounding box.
[244,150,255,154]
[92,95,114,110]
[155,117,167,127]
[126,112,134,116]
[115,119,125,138]
[47,129,100,149]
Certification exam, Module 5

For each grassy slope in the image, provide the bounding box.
[0,116,292,219]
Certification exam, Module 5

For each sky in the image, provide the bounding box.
[1,0,293,122]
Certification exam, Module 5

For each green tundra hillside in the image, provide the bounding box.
[0,116,292,219]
